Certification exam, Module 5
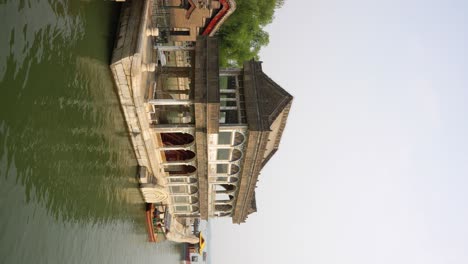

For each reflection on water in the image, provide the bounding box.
[0,0,84,82]
[2,55,143,223]
[0,0,181,263]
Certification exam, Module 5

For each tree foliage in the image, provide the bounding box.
[217,0,284,66]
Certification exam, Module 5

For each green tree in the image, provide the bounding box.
[217,0,284,66]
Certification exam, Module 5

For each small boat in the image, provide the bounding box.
[145,203,169,242]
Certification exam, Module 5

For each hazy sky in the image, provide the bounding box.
[212,0,468,263]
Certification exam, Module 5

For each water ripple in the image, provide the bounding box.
[0,0,84,82]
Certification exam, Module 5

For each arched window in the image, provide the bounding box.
[230,164,239,174]
[169,185,198,195]
[168,176,197,184]
[161,133,194,146]
[228,177,238,183]
[214,183,237,193]
[215,192,231,202]
[217,131,232,145]
[190,196,199,204]
[165,165,196,175]
[173,205,200,214]
[211,176,238,183]
[233,132,245,146]
[172,195,199,204]
[164,149,196,161]
[231,149,242,161]
[188,185,198,195]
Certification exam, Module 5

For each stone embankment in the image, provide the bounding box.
[110,0,167,203]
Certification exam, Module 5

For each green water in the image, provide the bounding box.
[0,1,180,263]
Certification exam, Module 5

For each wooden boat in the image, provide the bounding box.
[145,203,168,242]
[145,203,156,242]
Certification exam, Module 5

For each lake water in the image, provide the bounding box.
[0,1,181,263]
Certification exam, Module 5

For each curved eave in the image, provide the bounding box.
[202,0,237,36]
